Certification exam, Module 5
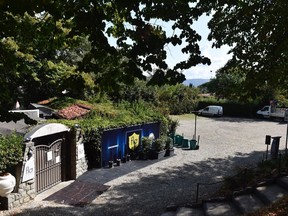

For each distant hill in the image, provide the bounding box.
[183,79,210,87]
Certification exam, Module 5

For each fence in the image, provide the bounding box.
[194,152,288,204]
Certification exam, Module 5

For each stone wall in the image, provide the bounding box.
[75,128,88,178]
[0,179,35,210]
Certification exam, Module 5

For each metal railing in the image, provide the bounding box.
[194,152,288,204]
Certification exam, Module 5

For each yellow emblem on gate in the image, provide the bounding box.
[128,132,140,150]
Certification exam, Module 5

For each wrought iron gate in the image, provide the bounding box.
[35,138,63,193]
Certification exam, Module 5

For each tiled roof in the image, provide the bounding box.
[56,104,92,120]
[37,98,55,105]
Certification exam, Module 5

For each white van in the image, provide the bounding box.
[198,105,223,117]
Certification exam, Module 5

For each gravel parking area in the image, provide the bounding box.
[1,116,287,216]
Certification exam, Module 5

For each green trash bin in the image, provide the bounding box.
[182,138,189,148]
[189,139,198,150]
[175,135,183,147]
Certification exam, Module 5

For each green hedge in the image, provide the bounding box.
[197,100,261,118]
[0,132,24,173]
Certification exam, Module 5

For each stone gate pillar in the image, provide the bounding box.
[68,126,88,179]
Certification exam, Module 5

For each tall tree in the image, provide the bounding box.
[196,0,288,93]
[0,11,95,122]
[201,66,247,101]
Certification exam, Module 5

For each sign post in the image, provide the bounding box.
[194,113,197,140]
[265,135,271,160]
[285,109,288,154]
[191,111,198,140]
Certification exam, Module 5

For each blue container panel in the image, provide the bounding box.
[101,122,160,167]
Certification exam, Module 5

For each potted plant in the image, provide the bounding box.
[139,137,152,160]
[0,172,16,197]
[0,132,23,197]
[168,119,179,145]
[116,158,121,166]
[108,160,114,168]
[168,119,179,135]
[164,136,174,157]
[150,136,166,159]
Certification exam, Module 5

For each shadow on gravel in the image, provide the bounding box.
[77,158,164,184]
[43,180,110,207]
[9,150,268,216]
[11,206,84,216]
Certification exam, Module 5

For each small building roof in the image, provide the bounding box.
[56,104,92,120]
[24,123,70,141]
[29,103,55,111]
[29,103,56,119]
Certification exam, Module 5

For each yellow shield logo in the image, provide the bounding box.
[128,132,140,150]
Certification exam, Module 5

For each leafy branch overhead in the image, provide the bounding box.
[0,1,211,109]
[196,0,288,93]
[1,0,287,118]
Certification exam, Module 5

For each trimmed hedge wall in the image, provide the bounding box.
[197,101,263,118]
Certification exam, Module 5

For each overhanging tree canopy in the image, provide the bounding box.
[196,0,288,92]
[3,0,287,122]
[0,0,211,121]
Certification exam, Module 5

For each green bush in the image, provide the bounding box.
[141,136,153,155]
[152,136,166,152]
[167,118,179,134]
[141,137,152,149]
[0,132,24,173]
[197,99,260,118]
[158,84,199,115]
[47,97,168,130]
[83,128,103,169]
[165,136,174,150]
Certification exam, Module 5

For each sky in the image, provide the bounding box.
[164,15,232,80]
[108,15,232,80]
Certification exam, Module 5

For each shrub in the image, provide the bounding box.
[168,118,179,135]
[165,137,174,150]
[157,84,199,115]
[141,136,152,151]
[152,136,166,152]
[83,128,103,169]
[0,132,24,174]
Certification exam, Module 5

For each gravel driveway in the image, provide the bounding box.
[2,116,287,216]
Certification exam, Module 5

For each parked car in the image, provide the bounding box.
[198,105,223,117]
